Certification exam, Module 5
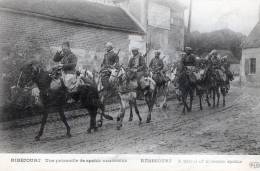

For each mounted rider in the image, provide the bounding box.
[52,41,82,93]
[220,56,233,81]
[149,50,167,85]
[207,49,221,69]
[179,47,197,83]
[181,47,196,70]
[128,47,147,79]
[100,42,119,90]
[207,49,228,84]
[127,47,148,90]
[220,55,233,92]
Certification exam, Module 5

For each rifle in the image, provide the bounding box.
[116,49,121,56]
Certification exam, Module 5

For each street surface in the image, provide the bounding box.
[0,85,259,154]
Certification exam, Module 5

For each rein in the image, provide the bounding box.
[16,71,23,87]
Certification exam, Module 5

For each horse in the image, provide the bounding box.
[194,66,212,110]
[109,66,157,130]
[18,61,112,141]
[175,68,196,114]
[165,65,182,103]
[149,69,169,109]
[79,68,115,127]
[203,67,226,108]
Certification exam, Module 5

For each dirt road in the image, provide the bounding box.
[0,86,259,154]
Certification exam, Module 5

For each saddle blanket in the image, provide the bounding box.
[216,69,227,82]
[50,73,84,92]
[193,69,205,81]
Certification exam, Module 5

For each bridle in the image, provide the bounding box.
[18,64,41,88]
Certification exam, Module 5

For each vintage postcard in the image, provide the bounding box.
[0,0,259,170]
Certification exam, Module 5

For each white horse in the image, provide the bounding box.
[109,66,157,130]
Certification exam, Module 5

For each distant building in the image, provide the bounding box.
[241,21,260,86]
[113,0,186,63]
[0,0,144,71]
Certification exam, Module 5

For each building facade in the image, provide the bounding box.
[241,22,260,86]
[0,0,144,71]
[113,0,186,63]
[0,0,144,105]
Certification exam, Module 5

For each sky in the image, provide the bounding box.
[181,0,260,35]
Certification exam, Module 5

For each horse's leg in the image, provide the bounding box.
[133,99,142,125]
[221,87,226,107]
[188,90,193,112]
[99,95,104,125]
[206,90,211,107]
[161,84,168,109]
[199,91,203,110]
[87,110,94,133]
[182,94,187,114]
[129,101,133,122]
[216,87,220,107]
[58,106,71,137]
[117,98,126,130]
[213,89,216,108]
[87,109,98,133]
[146,90,156,123]
[155,86,160,107]
[93,109,98,132]
[35,108,48,141]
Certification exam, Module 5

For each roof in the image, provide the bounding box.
[0,0,145,35]
[243,22,260,49]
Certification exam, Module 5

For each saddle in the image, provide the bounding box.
[49,68,84,92]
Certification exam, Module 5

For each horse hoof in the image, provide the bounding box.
[128,117,133,122]
[146,119,151,123]
[87,129,91,134]
[94,127,98,132]
[138,121,142,126]
[162,103,167,109]
[34,136,40,141]
[97,120,103,127]
[66,133,72,138]
[116,125,121,130]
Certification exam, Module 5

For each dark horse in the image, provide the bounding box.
[205,67,227,108]
[176,69,195,114]
[196,67,213,110]
[18,61,112,141]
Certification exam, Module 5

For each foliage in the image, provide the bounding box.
[185,29,246,63]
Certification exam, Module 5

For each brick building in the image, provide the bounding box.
[0,0,145,105]
[0,0,144,71]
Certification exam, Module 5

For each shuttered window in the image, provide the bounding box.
[249,58,256,74]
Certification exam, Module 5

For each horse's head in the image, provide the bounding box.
[109,66,125,83]
[18,61,42,88]
[139,76,156,91]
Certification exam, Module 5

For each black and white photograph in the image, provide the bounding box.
[0,0,260,164]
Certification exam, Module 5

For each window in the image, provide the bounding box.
[249,58,256,74]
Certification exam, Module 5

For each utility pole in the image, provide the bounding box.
[186,0,193,48]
